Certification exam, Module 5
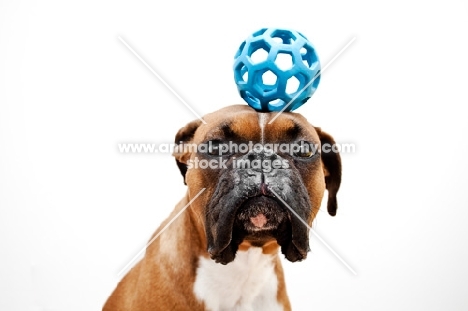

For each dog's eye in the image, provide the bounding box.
[208,143,220,155]
[207,141,230,156]
[292,141,316,158]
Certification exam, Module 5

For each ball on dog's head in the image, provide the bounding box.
[233,28,321,112]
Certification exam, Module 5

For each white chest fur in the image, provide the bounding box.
[193,247,283,311]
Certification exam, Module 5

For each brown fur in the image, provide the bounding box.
[103,105,341,310]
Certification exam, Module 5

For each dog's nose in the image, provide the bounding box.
[247,152,259,161]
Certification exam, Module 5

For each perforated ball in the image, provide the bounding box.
[233,28,321,112]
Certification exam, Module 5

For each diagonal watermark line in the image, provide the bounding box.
[269,188,357,275]
[118,36,207,124]
[269,37,356,124]
[117,188,206,277]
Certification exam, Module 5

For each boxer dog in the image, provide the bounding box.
[104,105,341,310]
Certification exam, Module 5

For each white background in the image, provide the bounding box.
[1,0,468,310]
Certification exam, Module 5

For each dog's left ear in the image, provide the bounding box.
[315,127,342,216]
[173,119,203,185]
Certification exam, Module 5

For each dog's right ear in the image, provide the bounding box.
[173,119,203,185]
[315,127,342,217]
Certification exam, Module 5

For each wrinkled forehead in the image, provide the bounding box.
[194,107,320,144]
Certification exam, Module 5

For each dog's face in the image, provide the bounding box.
[174,105,341,264]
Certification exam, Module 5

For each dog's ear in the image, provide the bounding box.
[173,119,203,185]
[315,127,342,216]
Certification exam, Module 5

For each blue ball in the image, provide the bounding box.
[233,28,321,112]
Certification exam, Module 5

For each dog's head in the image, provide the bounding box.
[174,105,341,264]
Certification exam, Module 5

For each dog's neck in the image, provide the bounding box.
[193,247,284,311]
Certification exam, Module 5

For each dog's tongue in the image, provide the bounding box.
[250,213,267,228]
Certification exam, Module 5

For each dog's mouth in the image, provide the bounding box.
[206,181,312,265]
[234,196,288,240]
